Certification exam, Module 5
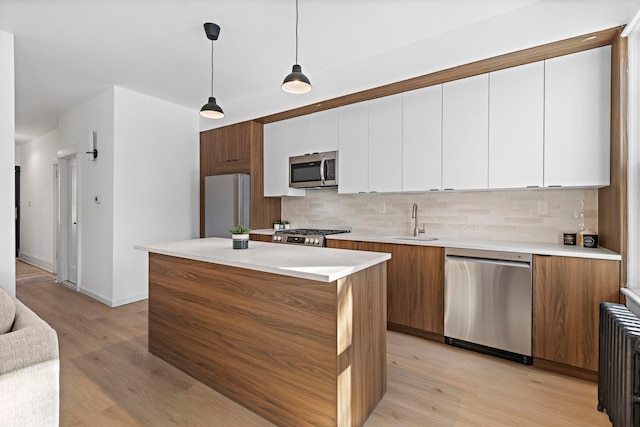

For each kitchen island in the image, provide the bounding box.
[136,237,390,427]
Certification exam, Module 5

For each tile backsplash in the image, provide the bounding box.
[281,188,598,244]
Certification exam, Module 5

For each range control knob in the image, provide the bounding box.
[305,237,310,244]
[314,238,320,245]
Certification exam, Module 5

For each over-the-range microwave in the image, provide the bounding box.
[289,151,338,189]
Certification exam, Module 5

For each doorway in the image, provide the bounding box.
[57,154,79,290]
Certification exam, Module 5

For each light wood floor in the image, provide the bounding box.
[16,280,611,427]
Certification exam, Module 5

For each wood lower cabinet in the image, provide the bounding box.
[249,234,273,242]
[533,255,620,378]
[328,239,444,339]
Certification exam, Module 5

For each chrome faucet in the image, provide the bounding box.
[412,203,425,237]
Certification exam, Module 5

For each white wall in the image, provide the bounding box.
[18,129,61,271]
[111,86,198,306]
[58,88,115,304]
[0,31,15,296]
[201,0,638,133]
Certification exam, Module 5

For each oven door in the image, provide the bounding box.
[289,152,338,188]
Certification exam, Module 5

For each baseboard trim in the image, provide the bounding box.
[18,253,54,273]
[111,293,148,307]
[79,288,113,307]
[79,288,148,308]
[387,322,445,343]
[533,358,598,382]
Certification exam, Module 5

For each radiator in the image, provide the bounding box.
[598,302,640,426]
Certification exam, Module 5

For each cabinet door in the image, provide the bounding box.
[311,109,339,153]
[329,239,445,336]
[287,114,313,157]
[369,94,403,193]
[379,242,444,334]
[338,102,369,194]
[201,125,251,175]
[263,121,306,197]
[442,74,489,190]
[533,255,619,372]
[544,46,611,187]
[489,62,544,189]
[403,85,443,192]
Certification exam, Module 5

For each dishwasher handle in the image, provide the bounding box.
[445,255,531,269]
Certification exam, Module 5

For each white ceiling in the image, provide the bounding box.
[1,0,638,144]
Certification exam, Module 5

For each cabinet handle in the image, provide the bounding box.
[526,185,540,188]
[444,188,454,191]
[547,185,562,188]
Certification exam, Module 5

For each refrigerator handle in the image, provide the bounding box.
[237,174,244,226]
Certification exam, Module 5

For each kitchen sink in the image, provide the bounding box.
[386,235,439,242]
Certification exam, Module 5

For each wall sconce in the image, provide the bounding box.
[86,130,98,161]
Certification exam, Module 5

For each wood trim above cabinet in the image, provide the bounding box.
[599,32,628,287]
[256,27,622,124]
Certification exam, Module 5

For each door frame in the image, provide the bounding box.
[56,145,81,291]
[14,166,20,258]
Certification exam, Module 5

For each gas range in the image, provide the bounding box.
[271,228,351,247]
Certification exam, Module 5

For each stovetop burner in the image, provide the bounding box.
[272,228,351,246]
[275,228,351,236]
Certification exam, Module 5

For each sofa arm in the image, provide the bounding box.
[0,300,59,375]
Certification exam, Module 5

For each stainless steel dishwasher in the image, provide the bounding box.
[444,248,533,365]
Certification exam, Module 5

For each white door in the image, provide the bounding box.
[442,74,489,190]
[67,157,78,284]
[403,85,443,192]
[369,93,403,193]
[489,61,544,189]
[338,101,369,194]
[544,46,611,187]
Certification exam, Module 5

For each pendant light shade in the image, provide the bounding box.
[200,97,224,119]
[282,64,312,94]
[200,22,224,119]
[282,0,312,94]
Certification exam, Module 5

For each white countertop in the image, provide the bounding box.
[135,237,391,283]
[326,233,621,261]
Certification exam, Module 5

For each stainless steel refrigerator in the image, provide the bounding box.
[204,174,250,238]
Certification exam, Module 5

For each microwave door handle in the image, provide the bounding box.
[320,156,326,185]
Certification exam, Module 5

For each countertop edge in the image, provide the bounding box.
[135,238,390,283]
[326,234,621,261]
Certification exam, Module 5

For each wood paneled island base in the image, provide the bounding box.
[148,252,387,427]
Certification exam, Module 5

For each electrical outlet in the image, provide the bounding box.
[537,201,548,215]
[378,203,386,214]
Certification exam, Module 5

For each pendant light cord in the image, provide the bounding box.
[210,40,214,97]
[295,0,299,64]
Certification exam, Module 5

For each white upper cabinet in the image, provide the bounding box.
[544,46,611,187]
[338,101,369,194]
[369,94,403,193]
[489,61,544,189]
[442,74,489,190]
[287,114,313,157]
[311,109,339,153]
[263,121,306,197]
[402,85,443,192]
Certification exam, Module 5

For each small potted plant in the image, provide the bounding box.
[273,220,283,230]
[229,225,250,249]
[283,220,291,230]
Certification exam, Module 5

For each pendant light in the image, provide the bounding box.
[282,0,312,94]
[200,22,224,119]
